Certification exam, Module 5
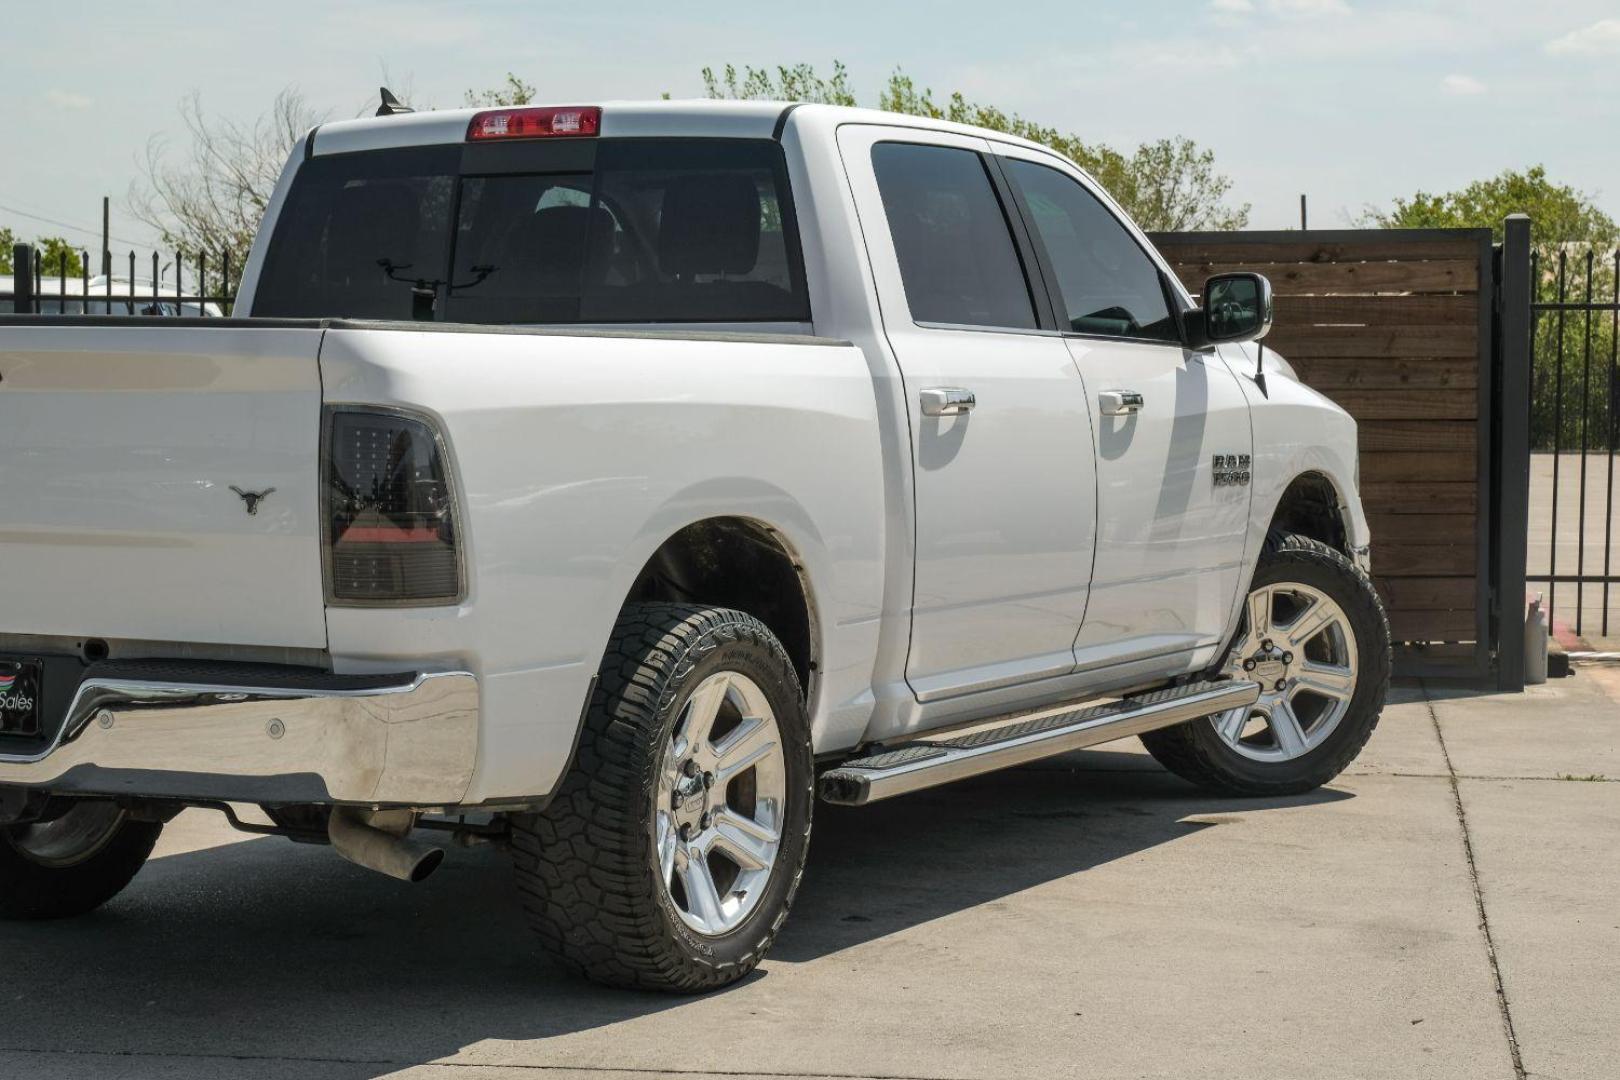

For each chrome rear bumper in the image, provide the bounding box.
[0,664,478,806]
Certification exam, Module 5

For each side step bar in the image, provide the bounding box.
[819,679,1259,806]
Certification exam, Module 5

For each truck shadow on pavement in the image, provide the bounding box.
[0,750,1350,1077]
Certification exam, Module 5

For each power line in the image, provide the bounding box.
[0,200,151,248]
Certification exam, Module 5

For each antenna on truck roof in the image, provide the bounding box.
[376,88,414,117]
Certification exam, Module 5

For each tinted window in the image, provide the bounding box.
[1004,159,1177,342]
[254,140,809,324]
[255,145,458,320]
[448,141,805,324]
[871,142,1036,330]
[443,172,597,323]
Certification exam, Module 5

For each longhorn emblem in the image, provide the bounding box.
[230,486,277,515]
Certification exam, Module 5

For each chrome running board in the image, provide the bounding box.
[819,679,1259,806]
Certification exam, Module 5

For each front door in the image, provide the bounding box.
[839,126,1098,703]
[994,147,1254,673]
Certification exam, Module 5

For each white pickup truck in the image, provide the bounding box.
[0,100,1387,991]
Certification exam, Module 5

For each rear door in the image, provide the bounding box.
[994,147,1253,672]
[838,125,1098,703]
[0,324,329,648]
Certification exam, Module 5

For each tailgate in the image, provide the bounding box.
[0,324,328,648]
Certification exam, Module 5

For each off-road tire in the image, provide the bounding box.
[0,808,162,920]
[1141,532,1391,796]
[509,603,814,992]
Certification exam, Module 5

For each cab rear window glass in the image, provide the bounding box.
[253,139,810,325]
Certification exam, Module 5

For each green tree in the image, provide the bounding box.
[699,63,1249,231]
[1362,166,1617,247]
[465,73,538,107]
[701,62,857,107]
[1370,169,1620,452]
[36,238,84,278]
[0,230,84,277]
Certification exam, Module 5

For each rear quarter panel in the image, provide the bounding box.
[317,327,887,803]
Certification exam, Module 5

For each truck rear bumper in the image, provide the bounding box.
[0,662,478,806]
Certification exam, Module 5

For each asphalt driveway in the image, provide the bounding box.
[2,673,1615,1080]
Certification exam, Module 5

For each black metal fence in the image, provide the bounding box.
[1524,238,1620,640]
[4,242,238,316]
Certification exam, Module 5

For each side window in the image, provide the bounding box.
[1003,158,1178,343]
[870,142,1037,331]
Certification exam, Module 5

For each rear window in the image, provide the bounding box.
[253,139,811,325]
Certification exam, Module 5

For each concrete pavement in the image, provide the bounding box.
[1,676,1615,1080]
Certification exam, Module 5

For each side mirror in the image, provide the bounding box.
[1185,272,1273,348]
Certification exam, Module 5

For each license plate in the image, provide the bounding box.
[0,659,43,736]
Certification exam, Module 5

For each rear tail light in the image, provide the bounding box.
[323,408,463,606]
[467,106,601,141]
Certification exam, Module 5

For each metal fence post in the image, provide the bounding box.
[1495,214,1533,690]
[11,243,35,314]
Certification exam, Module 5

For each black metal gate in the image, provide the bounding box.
[1516,226,1620,644]
[4,242,236,316]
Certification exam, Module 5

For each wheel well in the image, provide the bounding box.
[1270,473,1350,554]
[625,518,816,694]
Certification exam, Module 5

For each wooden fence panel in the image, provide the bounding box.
[1152,229,1494,677]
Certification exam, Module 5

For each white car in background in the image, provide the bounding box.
[0,275,223,317]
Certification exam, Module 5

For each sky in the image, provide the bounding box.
[4,0,1619,255]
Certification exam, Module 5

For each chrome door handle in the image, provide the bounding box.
[920,387,976,417]
[1098,390,1144,416]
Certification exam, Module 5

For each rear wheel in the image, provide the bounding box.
[509,603,814,992]
[1141,532,1391,795]
[0,800,163,920]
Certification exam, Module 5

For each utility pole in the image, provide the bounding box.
[1300,194,1308,231]
[101,196,111,278]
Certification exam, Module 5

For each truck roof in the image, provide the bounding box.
[309,99,1056,159]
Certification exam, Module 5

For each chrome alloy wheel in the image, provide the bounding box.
[3,801,127,869]
[1213,582,1360,762]
[654,671,787,937]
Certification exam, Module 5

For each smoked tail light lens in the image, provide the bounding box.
[323,408,463,606]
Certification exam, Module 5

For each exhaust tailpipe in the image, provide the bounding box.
[327,807,445,883]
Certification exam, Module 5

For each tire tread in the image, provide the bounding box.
[0,816,162,921]
[508,602,809,992]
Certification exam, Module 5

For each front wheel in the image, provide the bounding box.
[1141,532,1391,795]
[509,603,814,992]
[0,800,163,920]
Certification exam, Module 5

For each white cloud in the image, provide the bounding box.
[1442,74,1487,96]
[1210,0,1255,12]
[1134,41,1247,68]
[1546,18,1620,56]
[44,89,92,110]
[1268,0,1351,15]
